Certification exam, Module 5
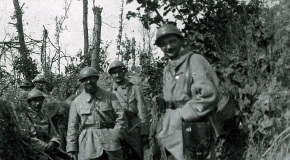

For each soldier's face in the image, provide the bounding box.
[159,35,182,60]
[81,76,99,94]
[29,97,44,112]
[110,68,126,84]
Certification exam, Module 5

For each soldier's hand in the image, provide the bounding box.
[45,141,56,152]
[141,135,149,147]
[68,152,78,160]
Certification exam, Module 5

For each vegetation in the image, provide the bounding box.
[1,0,290,159]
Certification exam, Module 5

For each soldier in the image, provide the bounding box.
[18,88,63,160]
[66,66,128,160]
[108,60,149,160]
[154,24,224,160]
[33,74,50,95]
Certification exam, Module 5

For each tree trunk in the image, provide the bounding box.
[91,6,103,71]
[116,0,124,61]
[55,17,61,74]
[131,38,136,68]
[12,0,28,78]
[83,0,89,65]
[41,27,48,73]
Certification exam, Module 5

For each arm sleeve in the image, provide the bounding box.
[111,93,128,139]
[180,54,219,121]
[66,102,80,153]
[135,85,149,135]
[48,117,61,147]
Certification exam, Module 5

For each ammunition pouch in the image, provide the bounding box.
[155,97,166,113]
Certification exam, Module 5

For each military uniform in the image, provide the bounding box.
[156,48,219,160]
[19,108,61,160]
[112,79,149,159]
[66,88,128,160]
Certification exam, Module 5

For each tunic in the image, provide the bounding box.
[112,79,149,157]
[66,87,127,159]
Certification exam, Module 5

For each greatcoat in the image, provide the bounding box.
[112,79,149,157]
[157,48,219,160]
[19,108,61,160]
[66,88,128,159]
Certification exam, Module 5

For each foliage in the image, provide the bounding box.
[127,0,290,159]
[12,56,39,82]
[0,99,35,160]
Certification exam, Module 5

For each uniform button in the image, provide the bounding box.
[124,94,127,96]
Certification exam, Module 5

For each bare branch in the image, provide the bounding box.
[102,21,117,28]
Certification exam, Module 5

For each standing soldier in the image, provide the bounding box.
[18,88,63,160]
[154,24,224,160]
[108,60,149,160]
[66,66,128,160]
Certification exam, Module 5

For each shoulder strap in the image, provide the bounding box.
[184,52,194,99]
[25,113,37,128]
[114,85,138,113]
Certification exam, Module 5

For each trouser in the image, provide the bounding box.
[121,140,142,160]
[80,148,124,160]
[101,149,124,160]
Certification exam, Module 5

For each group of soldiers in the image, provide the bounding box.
[14,24,225,160]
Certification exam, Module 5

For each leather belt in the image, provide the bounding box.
[165,100,188,109]
[84,122,115,129]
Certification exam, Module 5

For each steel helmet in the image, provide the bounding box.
[33,74,48,83]
[19,79,33,88]
[155,24,183,46]
[78,66,99,82]
[27,88,45,102]
[108,60,126,74]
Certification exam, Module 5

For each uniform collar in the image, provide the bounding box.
[168,48,192,70]
[82,88,103,103]
[113,79,131,90]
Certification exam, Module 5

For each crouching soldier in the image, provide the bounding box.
[66,66,128,160]
[108,60,149,160]
[19,88,68,160]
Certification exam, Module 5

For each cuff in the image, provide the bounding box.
[66,143,78,153]
[50,138,61,147]
[180,103,200,121]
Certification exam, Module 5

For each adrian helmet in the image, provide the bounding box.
[19,79,33,88]
[155,24,183,46]
[27,88,45,102]
[78,67,99,82]
[33,74,48,83]
[108,60,126,74]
